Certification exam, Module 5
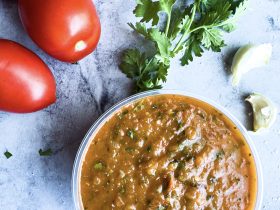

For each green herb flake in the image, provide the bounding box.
[157,112,163,119]
[176,161,185,170]
[119,185,126,194]
[216,150,225,160]
[94,162,105,170]
[125,147,135,153]
[206,194,214,201]
[152,104,158,109]
[134,103,145,111]
[4,151,12,159]
[177,121,183,130]
[118,110,129,119]
[184,153,195,161]
[146,145,152,152]
[113,125,121,137]
[123,110,129,115]
[127,129,135,140]
[39,148,52,156]
[198,112,206,119]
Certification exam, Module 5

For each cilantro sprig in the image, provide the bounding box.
[120,0,248,92]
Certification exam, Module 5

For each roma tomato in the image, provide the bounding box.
[0,39,56,113]
[18,0,101,63]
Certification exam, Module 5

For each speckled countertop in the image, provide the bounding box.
[0,0,280,209]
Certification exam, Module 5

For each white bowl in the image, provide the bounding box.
[72,90,263,210]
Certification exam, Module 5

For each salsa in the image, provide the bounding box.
[80,95,257,210]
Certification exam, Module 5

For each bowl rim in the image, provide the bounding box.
[72,89,263,210]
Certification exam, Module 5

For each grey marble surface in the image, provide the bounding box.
[0,0,280,209]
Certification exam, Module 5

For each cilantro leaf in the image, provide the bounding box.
[159,0,176,34]
[128,23,171,59]
[159,0,176,15]
[121,0,248,92]
[230,0,249,14]
[144,59,169,85]
[197,0,233,27]
[39,148,53,156]
[179,15,192,34]
[168,6,190,40]
[200,28,225,51]
[181,35,204,65]
[128,22,149,38]
[136,57,167,91]
[4,151,12,159]
[128,23,149,39]
[120,49,167,91]
[221,23,236,32]
[134,0,160,26]
[120,49,146,80]
[149,28,171,59]
[94,161,105,170]
[219,1,248,34]
[228,0,249,22]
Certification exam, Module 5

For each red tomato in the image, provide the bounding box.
[0,39,56,113]
[18,0,101,63]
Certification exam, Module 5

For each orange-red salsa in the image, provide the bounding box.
[81,95,257,210]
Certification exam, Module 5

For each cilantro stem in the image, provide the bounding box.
[172,4,197,54]
[137,57,157,88]
[188,26,206,34]
[165,15,171,35]
[141,57,154,76]
[188,15,237,34]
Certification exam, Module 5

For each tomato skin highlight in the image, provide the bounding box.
[18,0,101,63]
[0,39,56,113]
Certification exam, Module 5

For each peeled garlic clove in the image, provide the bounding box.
[246,93,277,132]
[231,44,272,86]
